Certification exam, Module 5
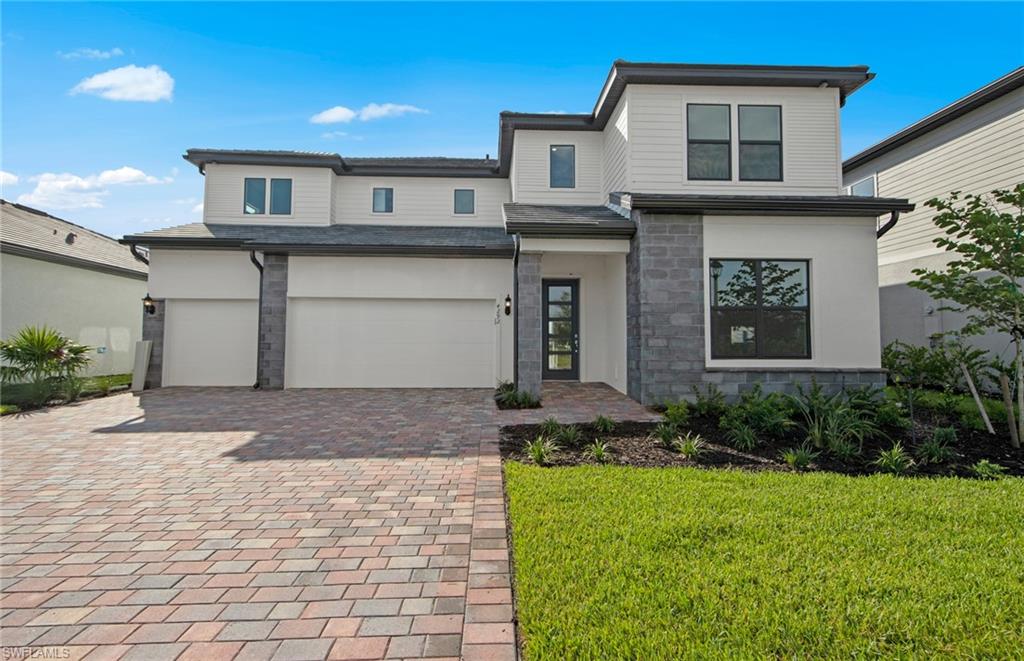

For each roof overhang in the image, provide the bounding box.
[183,149,501,178]
[614,192,914,217]
[503,221,636,239]
[843,66,1024,172]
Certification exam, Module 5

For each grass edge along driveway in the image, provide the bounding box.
[505,464,1024,659]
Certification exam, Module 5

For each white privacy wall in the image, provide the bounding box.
[203,163,333,225]
[702,216,881,370]
[333,177,509,226]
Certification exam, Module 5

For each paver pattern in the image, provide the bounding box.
[1,382,648,660]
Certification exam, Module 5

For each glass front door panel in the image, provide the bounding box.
[542,280,579,380]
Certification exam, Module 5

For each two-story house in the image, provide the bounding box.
[843,67,1023,362]
[122,61,913,404]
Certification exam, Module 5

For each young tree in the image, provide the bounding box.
[909,183,1024,446]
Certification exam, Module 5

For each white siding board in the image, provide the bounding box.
[332,177,509,226]
[203,164,332,225]
[602,94,629,195]
[512,130,604,204]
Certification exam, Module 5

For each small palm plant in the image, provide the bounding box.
[556,424,583,448]
[874,443,915,476]
[539,416,562,438]
[0,326,91,407]
[593,415,615,434]
[650,421,679,449]
[586,439,611,464]
[524,436,559,466]
[780,443,818,470]
[673,432,706,460]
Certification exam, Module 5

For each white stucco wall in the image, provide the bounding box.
[0,253,146,376]
[535,251,628,393]
[702,215,881,370]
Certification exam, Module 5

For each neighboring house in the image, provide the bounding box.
[843,67,1024,361]
[122,61,914,404]
[1,200,149,376]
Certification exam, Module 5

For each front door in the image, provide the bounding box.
[542,279,579,380]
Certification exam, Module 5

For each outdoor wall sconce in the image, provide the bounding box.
[142,293,156,316]
[504,294,512,316]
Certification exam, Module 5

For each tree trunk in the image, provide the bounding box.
[1016,337,1023,446]
[999,372,1019,449]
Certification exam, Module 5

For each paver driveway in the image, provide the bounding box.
[1,388,514,661]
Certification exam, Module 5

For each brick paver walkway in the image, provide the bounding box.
[1,382,650,660]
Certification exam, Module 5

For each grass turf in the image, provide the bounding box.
[1,373,131,406]
[505,463,1024,659]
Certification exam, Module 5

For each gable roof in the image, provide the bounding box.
[0,200,148,279]
[843,66,1024,172]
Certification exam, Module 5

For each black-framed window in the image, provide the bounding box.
[454,189,475,214]
[243,178,266,214]
[549,145,575,188]
[687,104,731,180]
[710,258,810,359]
[738,105,782,181]
[269,179,292,215]
[372,187,394,213]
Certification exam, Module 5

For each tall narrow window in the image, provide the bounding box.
[710,259,810,359]
[372,187,394,213]
[549,145,575,188]
[687,104,731,180]
[739,105,782,181]
[243,178,266,214]
[454,189,475,214]
[269,179,292,215]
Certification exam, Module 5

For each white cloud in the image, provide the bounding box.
[71,64,174,102]
[16,166,171,210]
[320,130,348,139]
[58,47,124,60]
[192,203,203,214]
[0,171,19,186]
[310,102,427,124]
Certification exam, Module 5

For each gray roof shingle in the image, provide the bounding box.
[122,222,515,256]
[502,204,635,238]
[0,200,148,277]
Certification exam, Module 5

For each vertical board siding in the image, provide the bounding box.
[332,177,509,226]
[627,84,841,195]
[203,164,333,225]
[512,130,605,204]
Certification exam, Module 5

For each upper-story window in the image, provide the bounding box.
[738,105,782,181]
[710,258,810,359]
[244,178,266,214]
[687,104,731,180]
[549,145,575,188]
[372,187,394,213]
[243,177,292,215]
[454,189,475,214]
[847,175,875,197]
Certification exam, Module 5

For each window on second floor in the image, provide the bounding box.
[372,187,394,213]
[454,189,475,214]
[244,178,266,214]
[243,177,292,215]
[710,258,810,359]
[738,105,782,181]
[687,104,731,181]
[848,176,875,197]
[549,145,575,188]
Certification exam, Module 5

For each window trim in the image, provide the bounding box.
[548,144,576,189]
[452,188,476,216]
[846,173,876,197]
[371,186,395,214]
[269,178,293,216]
[686,103,732,182]
[709,257,812,360]
[243,177,267,215]
[737,104,783,182]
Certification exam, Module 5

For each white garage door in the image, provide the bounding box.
[286,298,496,388]
[162,299,258,386]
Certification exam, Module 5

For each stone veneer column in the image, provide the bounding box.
[142,298,165,389]
[258,253,288,389]
[626,212,706,405]
[516,252,543,398]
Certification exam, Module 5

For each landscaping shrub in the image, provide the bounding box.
[726,424,758,451]
[874,443,915,475]
[0,326,91,407]
[585,440,611,464]
[539,416,562,438]
[690,383,727,418]
[673,432,706,459]
[971,459,1008,480]
[525,437,558,466]
[883,337,997,394]
[720,385,793,440]
[780,443,818,470]
[495,381,541,409]
[789,383,877,454]
[556,424,583,448]
[663,401,689,427]
[592,414,615,434]
[916,428,957,465]
[650,422,679,449]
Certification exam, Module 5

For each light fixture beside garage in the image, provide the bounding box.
[142,293,156,315]
[504,295,512,316]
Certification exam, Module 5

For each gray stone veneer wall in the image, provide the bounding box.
[142,298,165,389]
[258,253,288,389]
[516,253,543,398]
[625,211,887,404]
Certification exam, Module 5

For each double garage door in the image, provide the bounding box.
[161,297,497,388]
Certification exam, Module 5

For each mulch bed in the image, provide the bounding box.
[500,411,1024,478]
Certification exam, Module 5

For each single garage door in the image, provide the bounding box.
[286,298,496,388]
[162,299,258,386]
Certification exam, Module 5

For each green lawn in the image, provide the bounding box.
[0,373,132,406]
[505,463,1024,659]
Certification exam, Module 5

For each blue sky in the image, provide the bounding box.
[2,2,1021,238]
